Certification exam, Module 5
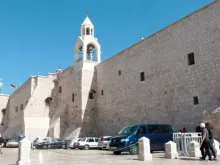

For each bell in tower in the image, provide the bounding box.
[87,44,95,61]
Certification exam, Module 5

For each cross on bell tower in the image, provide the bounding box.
[74,13,101,63]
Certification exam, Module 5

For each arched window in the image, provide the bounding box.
[86,28,90,35]
[91,29,93,35]
[82,28,85,35]
[45,97,52,106]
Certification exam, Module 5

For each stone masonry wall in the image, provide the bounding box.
[49,66,83,139]
[5,78,33,138]
[95,0,220,136]
[24,75,56,139]
[50,61,99,139]
[0,94,9,133]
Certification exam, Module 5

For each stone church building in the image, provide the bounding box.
[1,0,220,140]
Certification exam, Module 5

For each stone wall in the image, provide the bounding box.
[4,78,33,138]
[49,66,83,138]
[50,61,99,139]
[24,75,56,139]
[0,94,9,133]
[95,0,220,136]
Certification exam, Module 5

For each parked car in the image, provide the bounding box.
[33,137,52,147]
[109,124,173,155]
[98,136,111,150]
[3,138,10,147]
[66,138,81,149]
[36,138,66,149]
[6,139,19,148]
[74,137,99,150]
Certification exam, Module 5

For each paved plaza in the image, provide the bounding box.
[0,148,219,165]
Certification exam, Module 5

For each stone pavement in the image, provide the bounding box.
[0,148,219,165]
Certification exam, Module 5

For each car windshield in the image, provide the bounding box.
[118,126,137,135]
[9,139,17,142]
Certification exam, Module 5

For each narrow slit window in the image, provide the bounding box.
[193,96,199,105]
[89,92,94,99]
[140,71,145,82]
[72,93,75,102]
[188,53,195,65]
[101,90,104,95]
[118,70,121,75]
[59,86,62,93]
[20,104,23,110]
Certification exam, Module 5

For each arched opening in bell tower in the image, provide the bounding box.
[86,44,97,61]
[82,28,85,35]
[77,46,83,62]
[86,28,90,35]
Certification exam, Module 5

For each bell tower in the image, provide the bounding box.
[74,13,101,63]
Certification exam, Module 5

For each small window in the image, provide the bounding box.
[15,107,18,112]
[118,70,121,75]
[59,86,62,93]
[140,71,145,81]
[95,139,99,142]
[193,96,199,105]
[20,104,23,110]
[188,52,195,65]
[1,123,4,126]
[72,93,74,102]
[101,90,104,95]
[89,92,94,99]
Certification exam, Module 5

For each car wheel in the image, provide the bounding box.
[43,145,47,149]
[113,151,121,155]
[99,148,102,150]
[84,145,89,150]
[129,144,139,155]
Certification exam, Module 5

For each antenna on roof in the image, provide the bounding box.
[86,11,89,17]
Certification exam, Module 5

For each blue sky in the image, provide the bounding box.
[0,0,214,94]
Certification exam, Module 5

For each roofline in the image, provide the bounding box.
[97,0,219,66]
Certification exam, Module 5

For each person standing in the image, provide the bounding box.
[0,134,4,154]
[18,131,25,141]
[181,127,187,133]
[204,123,217,161]
[200,123,212,161]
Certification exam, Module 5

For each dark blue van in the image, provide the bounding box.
[109,124,173,155]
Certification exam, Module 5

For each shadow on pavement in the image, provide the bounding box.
[180,158,200,161]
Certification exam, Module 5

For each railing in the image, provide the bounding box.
[173,132,202,156]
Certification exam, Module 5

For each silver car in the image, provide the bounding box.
[66,138,81,149]
[6,139,19,148]
[98,136,111,150]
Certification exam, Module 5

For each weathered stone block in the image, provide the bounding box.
[138,137,152,162]
[188,140,201,157]
[213,139,220,156]
[16,138,31,165]
[165,141,178,159]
